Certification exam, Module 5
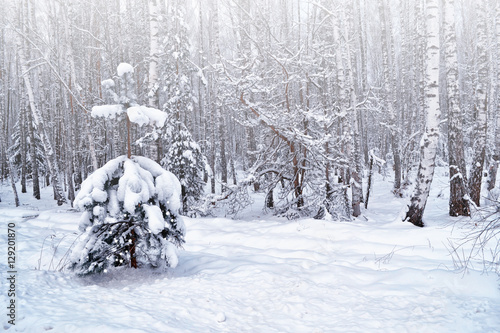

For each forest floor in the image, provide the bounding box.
[1,167,499,332]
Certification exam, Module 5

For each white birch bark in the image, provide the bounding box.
[27,105,40,199]
[404,0,440,227]
[17,34,66,205]
[486,0,500,194]
[341,6,363,217]
[148,0,160,108]
[147,0,160,162]
[328,6,351,218]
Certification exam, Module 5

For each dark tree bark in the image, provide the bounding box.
[219,110,227,192]
[19,105,27,193]
[27,101,40,199]
[378,0,402,194]
[445,0,470,216]
[468,1,488,207]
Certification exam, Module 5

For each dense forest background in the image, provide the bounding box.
[0,0,499,225]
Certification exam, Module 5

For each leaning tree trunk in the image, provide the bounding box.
[445,0,470,216]
[404,0,440,227]
[17,34,66,205]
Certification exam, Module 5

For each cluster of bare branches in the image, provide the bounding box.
[448,200,500,274]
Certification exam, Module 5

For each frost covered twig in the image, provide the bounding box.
[447,201,500,274]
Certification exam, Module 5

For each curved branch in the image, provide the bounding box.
[240,92,291,146]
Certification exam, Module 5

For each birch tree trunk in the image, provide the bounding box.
[468,1,488,207]
[211,0,228,192]
[0,47,19,206]
[17,34,66,205]
[486,0,500,194]
[445,0,470,216]
[20,105,27,193]
[27,100,40,199]
[378,0,402,194]
[341,6,363,217]
[0,132,19,207]
[404,0,440,227]
[495,1,500,191]
[237,0,258,182]
[219,111,228,191]
[148,0,160,109]
[148,0,160,162]
[61,0,98,173]
[325,5,352,217]
[66,108,75,205]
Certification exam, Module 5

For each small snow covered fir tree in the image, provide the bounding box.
[157,2,206,214]
[71,156,185,275]
[162,122,205,214]
[69,63,185,275]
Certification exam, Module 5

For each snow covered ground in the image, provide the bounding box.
[1,169,499,332]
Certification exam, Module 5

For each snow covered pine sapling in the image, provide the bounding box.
[162,122,206,215]
[69,63,185,275]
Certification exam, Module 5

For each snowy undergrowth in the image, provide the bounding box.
[1,169,499,332]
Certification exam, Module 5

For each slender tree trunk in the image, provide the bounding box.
[9,161,20,207]
[27,106,40,199]
[196,1,205,146]
[229,123,237,186]
[127,116,131,159]
[0,66,19,206]
[210,116,216,195]
[486,1,500,195]
[61,0,98,172]
[208,0,221,195]
[219,110,227,192]
[291,142,303,207]
[5,144,20,207]
[148,0,160,162]
[404,0,440,227]
[17,34,66,205]
[238,0,259,186]
[66,93,75,205]
[18,106,27,193]
[265,186,274,209]
[365,152,374,209]
[341,6,363,217]
[445,0,470,216]
[468,1,488,207]
[332,7,353,215]
[148,0,160,109]
[181,185,187,214]
[379,0,402,194]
